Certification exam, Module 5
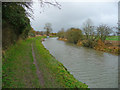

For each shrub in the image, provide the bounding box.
[57,30,65,38]
[65,28,83,44]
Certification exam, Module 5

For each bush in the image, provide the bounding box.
[57,30,65,38]
[65,28,83,44]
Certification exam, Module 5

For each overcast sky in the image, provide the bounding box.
[30,0,119,33]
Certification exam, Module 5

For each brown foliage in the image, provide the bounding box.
[94,39,120,55]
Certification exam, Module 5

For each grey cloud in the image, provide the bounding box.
[30,1,118,33]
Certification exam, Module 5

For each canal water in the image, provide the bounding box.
[42,37,118,88]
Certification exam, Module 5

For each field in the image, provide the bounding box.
[106,36,120,41]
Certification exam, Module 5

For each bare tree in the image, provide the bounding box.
[22,0,61,19]
[96,24,112,42]
[83,19,95,41]
[44,23,52,36]
[57,28,65,38]
[38,0,61,9]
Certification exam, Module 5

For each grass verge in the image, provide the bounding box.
[106,36,120,41]
[2,36,88,88]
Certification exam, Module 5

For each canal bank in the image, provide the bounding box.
[43,37,118,88]
[2,36,88,88]
[58,38,120,56]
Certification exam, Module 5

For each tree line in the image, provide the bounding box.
[2,2,32,49]
[57,19,115,48]
[2,1,60,50]
[28,23,56,37]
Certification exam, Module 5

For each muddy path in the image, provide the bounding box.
[31,44,45,87]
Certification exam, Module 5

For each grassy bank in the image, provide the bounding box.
[2,36,88,88]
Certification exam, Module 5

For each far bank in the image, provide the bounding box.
[58,37,120,56]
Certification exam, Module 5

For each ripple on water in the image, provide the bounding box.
[42,38,118,88]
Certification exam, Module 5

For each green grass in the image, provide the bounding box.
[2,36,88,88]
[106,36,120,41]
[49,35,57,37]
[2,38,41,88]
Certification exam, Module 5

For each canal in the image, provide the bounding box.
[42,37,118,88]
